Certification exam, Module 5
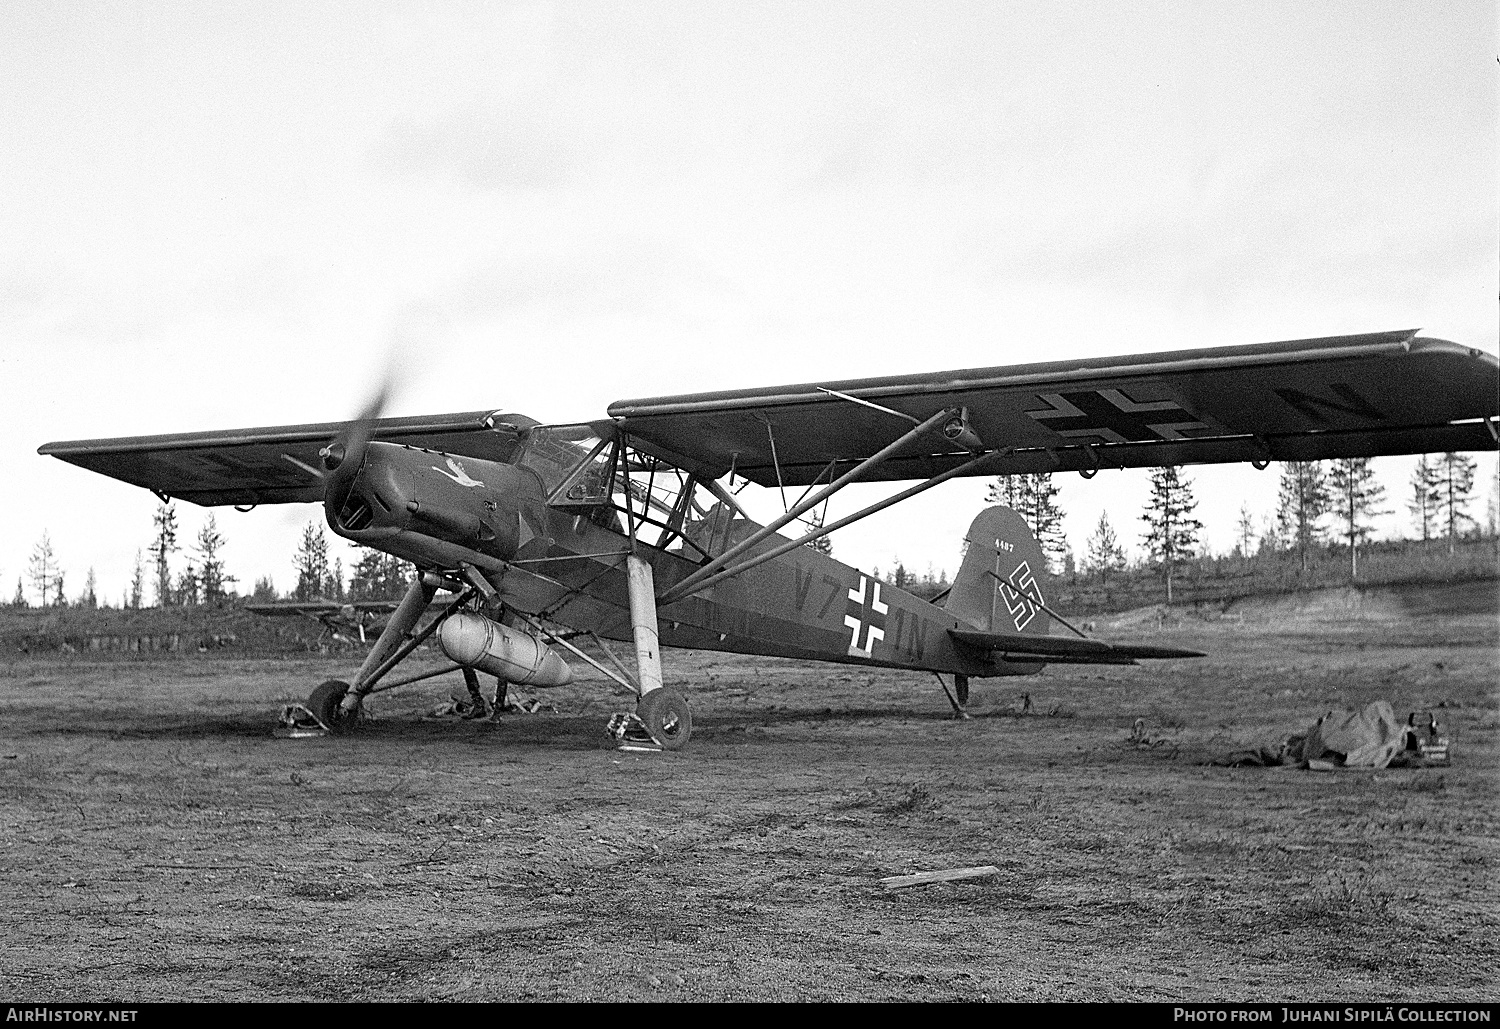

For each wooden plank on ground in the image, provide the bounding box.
[880,865,1000,890]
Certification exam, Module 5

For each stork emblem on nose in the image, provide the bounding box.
[432,457,485,488]
[844,574,888,657]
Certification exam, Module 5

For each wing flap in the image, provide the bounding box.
[609,332,1499,485]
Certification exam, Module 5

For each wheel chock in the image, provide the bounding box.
[605,712,662,752]
[273,702,331,739]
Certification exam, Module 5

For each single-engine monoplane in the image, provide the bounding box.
[40,330,1499,748]
[243,598,403,648]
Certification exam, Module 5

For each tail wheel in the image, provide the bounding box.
[307,679,353,734]
[637,688,692,750]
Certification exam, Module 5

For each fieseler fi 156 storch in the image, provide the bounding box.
[40,330,1500,748]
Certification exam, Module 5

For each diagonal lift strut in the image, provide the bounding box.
[658,407,957,603]
[662,446,999,602]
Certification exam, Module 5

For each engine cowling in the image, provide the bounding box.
[438,612,573,687]
[326,442,528,561]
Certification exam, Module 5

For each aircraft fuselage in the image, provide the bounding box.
[326,437,1036,679]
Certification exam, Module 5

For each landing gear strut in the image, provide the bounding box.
[935,672,971,720]
[281,555,698,749]
[625,552,693,749]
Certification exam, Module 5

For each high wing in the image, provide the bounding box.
[38,411,538,507]
[608,331,1499,485]
[950,628,1205,666]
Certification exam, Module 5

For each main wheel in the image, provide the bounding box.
[307,679,353,733]
[636,688,692,750]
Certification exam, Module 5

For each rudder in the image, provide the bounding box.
[944,506,1053,635]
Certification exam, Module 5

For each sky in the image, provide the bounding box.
[2,0,1495,605]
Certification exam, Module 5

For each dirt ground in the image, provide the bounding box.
[0,582,1495,1002]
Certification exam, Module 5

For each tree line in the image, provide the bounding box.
[889,452,1492,603]
[7,452,1494,610]
[9,505,413,610]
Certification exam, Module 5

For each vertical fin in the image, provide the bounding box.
[944,506,1053,636]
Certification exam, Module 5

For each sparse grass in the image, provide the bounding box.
[0,582,1493,1001]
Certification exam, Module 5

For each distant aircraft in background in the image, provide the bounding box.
[41,330,1499,748]
[244,599,402,647]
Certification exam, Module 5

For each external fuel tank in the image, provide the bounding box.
[438,612,574,687]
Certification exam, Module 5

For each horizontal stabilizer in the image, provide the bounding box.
[950,628,1204,664]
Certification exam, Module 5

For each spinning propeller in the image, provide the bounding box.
[318,377,394,521]
[311,305,442,520]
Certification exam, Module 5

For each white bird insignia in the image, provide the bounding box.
[432,457,484,488]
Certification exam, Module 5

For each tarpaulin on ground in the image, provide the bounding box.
[1217,700,1417,769]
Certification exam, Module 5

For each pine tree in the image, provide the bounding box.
[52,571,66,609]
[80,568,98,609]
[350,549,410,600]
[1433,452,1478,555]
[986,475,1026,509]
[1327,458,1388,579]
[195,513,232,604]
[149,502,179,607]
[384,552,411,597]
[1085,511,1126,585]
[989,474,1066,571]
[252,576,278,602]
[1139,466,1202,603]
[175,562,200,606]
[1255,514,1282,557]
[12,578,25,608]
[1408,455,1441,542]
[325,558,345,602]
[803,508,833,556]
[1234,505,1256,560]
[128,550,145,610]
[1487,458,1500,538]
[1276,462,1329,573]
[349,550,381,600]
[27,532,57,608]
[294,522,330,600]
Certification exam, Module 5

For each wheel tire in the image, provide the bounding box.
[637,688,692,750]
[307,679,353,733]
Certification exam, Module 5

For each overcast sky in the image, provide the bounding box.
[2,1,1495,605]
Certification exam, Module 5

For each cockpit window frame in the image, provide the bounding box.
[543,433,616,509]
[522,424,726,563]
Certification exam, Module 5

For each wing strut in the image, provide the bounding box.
[659,445,998,604]
[510,612,641,695]
[658,408,956,602]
